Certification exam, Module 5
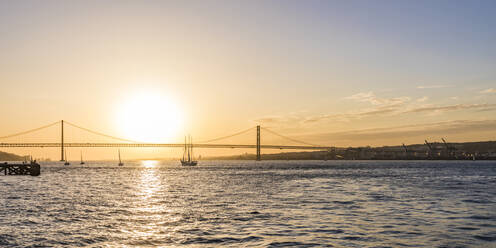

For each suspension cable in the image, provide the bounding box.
[0,121,60,140]
[64,121,140,143]
[0,120,323,147]
[198,126,255,143]
[261,127,321,147]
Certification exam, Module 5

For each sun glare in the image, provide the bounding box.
[117,91,182,143]
[141,160,159,168]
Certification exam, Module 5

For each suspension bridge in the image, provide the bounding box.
[0,120,333,161]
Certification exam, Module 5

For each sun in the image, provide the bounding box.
[116,91,182,143]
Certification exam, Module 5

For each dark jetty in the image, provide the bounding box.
[0,161,40,176]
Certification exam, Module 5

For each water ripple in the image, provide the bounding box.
[0,160,495,247]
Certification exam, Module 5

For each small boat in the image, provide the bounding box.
[80,151,85,165]
[64,150,70,165]
[181,136,198,166]
[118,149,124,166]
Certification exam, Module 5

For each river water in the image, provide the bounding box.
[1,160,495,247]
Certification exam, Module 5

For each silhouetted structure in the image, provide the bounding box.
[181,136,198,166]
[0,120,332,162]
[0,161,40,176]
[1,120,495,161]
[60,120,64,161]
[256,125,261,161]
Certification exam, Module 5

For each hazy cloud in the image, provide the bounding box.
[480,88,496,94]
[258,102,496,126]
[255,116,284,123]
[417,96,428,102]
[302,119,496,145]
[254,115,305,125]
[302,105,400,123]
[417,85,452,89]
[257,105,400,125]
[345,91,410,106]
[257,90,496,127]
[403,103,496,114]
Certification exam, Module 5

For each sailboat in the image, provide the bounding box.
[64,150,70,165]
[118,149,124,166]
[80,151,85,165]
[181,136,198,166]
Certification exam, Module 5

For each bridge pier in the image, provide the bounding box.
[60,120,64,161]
[256,125,261,161]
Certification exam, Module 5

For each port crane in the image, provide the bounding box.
[425,140,435,158]
[441,138,456,158]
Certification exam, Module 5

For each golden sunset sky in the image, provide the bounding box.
[1,1,495,159]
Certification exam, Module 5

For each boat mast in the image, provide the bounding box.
[191,136,194,160]
[187,135,191,162]
[183,136,186,161]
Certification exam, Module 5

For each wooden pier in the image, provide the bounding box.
[0,162,40,176]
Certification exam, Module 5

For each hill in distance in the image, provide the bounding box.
[0,151,29,161]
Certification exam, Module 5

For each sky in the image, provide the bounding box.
[0,0,495,159]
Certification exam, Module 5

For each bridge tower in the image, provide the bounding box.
[256,125,261,161]
[60,120,64,161]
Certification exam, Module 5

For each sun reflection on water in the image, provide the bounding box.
[128,160,168,239]
[138,160,162,200]
[141,160,159,168]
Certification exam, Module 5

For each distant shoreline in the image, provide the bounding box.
[202,140,496,161]
[2,140,495,161]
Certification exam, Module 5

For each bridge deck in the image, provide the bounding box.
[0,143,333,150]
